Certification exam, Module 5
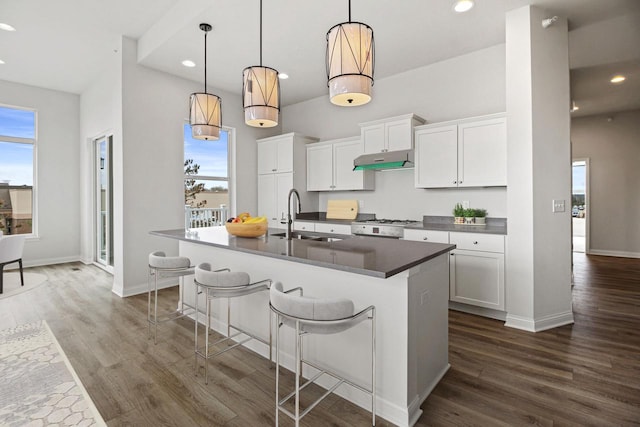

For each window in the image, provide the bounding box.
[184,124,230,226]
[0,105,36,236]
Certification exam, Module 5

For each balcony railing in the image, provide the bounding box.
[185,205,229,229]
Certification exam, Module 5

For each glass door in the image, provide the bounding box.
[95,135,114,268]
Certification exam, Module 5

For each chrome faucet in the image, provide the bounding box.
[282,188,301,240]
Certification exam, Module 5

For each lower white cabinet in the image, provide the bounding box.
[404,229,506,311]
[314,222,351,235]
[449,232,505,311]
[293,221,315,232]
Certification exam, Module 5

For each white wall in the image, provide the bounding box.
[282,45,507,219]
[572,109,640,257]
[505,6,573,332]
[0,79,81,266]
[109,37,271,296]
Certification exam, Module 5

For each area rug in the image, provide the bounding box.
[0,272,48,300]
[0,321,106,426]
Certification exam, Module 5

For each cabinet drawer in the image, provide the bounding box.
[449,232,504,253]
[293,221,315,232]
[315,222,351,235]
[403,229,449,243]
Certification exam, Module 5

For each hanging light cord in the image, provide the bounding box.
[204,29,208,92]
[259,0,263,66]
[348,0,351,22]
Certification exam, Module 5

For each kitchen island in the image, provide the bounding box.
[151,226,455,427]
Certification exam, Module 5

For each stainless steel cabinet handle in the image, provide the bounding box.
[473,241,478,244]
[450,253,455,256]
[423,237,428,241]
[453,181,457,184]
[272,168,277,172]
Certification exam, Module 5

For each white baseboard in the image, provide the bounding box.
[587,249,640,259]
[21,255,82,269]
[506,310,574,332]
[449,301,507,321]
[112,277,178,297]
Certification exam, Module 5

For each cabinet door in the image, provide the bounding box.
[275,137,294,173]
[275,173,294,227]
[315,222,351,235]
[362,124,385,154]
[386,119,413,151]
[415,125,458,188]
[293,221,315,232]
[257,174,276,221]
[457,118,507,187]
[257,140,278,175]
[306,144,334,191]
[333,139,369,191]
[403,229,449,243]
[450,250,504,310]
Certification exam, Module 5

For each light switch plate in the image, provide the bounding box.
[552,199,565,213]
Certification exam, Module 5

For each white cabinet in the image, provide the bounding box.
[306,137,374,191]
[360,114,425,154]
[403,229,449,244]
[449,232,505,311]
[293,221,315,232]
[257,133,319,229]
[415,114,507,188]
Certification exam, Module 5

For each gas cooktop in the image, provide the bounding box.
[351,219,422,238]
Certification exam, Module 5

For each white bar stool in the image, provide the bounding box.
[269,282,376,427]
[148,251,195,344]
[193,262,272,384]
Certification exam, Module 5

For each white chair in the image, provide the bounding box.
[148,251,196,344]
[193,262,272,384]
[269,282,376,427]
[0,234,26,294]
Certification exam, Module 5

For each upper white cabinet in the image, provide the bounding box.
[257,133,318,228]
[415,114,507,188]
[307,137,374,191]
[360,114,425,154]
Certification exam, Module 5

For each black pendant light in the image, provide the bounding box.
[326,0,375,106]
[242,0,280,127]
[190,23,222,140]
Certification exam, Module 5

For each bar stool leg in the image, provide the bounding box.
[147,268,152,340]
[205,288,211,384]
[275,315,280,426]
[227,297,231,339]
[295,320,301,427]
[153,269,160,344]
[372,309,376,426]
[194,283,199,375]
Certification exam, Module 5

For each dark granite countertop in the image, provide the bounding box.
[405,216,507,235]
[151,226,455,279]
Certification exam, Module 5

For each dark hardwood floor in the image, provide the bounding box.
[1,253,638,426]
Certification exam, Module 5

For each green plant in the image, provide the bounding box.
[463,208,475,218]
[473,209,488,218]
[453,203,465,217]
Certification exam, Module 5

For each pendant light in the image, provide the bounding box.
[326,0,375,106]
[190,23,222,140]
[243,0,280,127]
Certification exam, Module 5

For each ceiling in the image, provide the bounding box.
[1,0,639,116]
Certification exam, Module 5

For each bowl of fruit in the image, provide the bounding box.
[225,212,268,238]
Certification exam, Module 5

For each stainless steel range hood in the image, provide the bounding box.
[353,149,414,171]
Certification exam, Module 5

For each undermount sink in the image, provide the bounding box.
[270,232,341,242]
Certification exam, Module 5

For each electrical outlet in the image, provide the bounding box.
[462,201,470,209]
[552,199,565,213]
[421,290,430,305]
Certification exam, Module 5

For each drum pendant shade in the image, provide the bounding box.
[243,0,280,127]
[189,23,222,140]
[326,3,374,106]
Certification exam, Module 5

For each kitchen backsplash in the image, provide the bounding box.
[317,168,507,220]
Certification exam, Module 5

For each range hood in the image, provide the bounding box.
[353,149,414,171]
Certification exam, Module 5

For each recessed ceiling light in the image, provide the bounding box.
[610,75,626,84]
[182,60,196,67]
[278,73,289,80]
[453,0,474,13]
[0,23,16,31]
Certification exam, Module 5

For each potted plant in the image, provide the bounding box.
[473,209,488,225]
[453,203,465,224]
[463,208,476,224]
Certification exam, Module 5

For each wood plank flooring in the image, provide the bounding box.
[1,253,638,426]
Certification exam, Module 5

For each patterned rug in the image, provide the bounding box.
[0,321,105,426]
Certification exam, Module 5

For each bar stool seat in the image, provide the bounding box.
[193,262,272,384]
[148,251,195,344]
[270,282,376,426]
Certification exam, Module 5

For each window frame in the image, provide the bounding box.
[0,103,38,238]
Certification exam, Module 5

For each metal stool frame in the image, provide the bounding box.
[147,264,195,344]
[270,287,376,427]
[194,273,273,384]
